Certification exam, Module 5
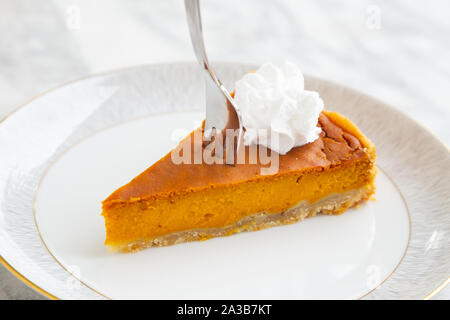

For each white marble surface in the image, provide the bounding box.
[0,0,448,300]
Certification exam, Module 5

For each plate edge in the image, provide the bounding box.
[0,255,58,300]
[0,62,448,300]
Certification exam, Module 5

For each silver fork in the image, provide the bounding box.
[184,0,242,149]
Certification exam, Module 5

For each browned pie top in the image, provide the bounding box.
[103,112,368,206]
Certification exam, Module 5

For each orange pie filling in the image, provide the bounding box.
[102,111,376,252]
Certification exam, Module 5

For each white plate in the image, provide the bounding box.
[0,63,448,299]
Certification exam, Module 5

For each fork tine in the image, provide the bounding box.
[184,0,243,160]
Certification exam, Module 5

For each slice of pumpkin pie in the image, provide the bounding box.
[101,62,376,252]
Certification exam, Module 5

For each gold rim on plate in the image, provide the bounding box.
[0,63,448,300]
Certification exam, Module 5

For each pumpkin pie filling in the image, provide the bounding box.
[101,110,376,252]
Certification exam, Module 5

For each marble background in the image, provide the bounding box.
[0,0,448,299]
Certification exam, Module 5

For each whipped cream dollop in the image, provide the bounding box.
[234,61,324,155]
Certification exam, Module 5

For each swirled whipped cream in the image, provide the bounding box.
[234,61,324,155]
